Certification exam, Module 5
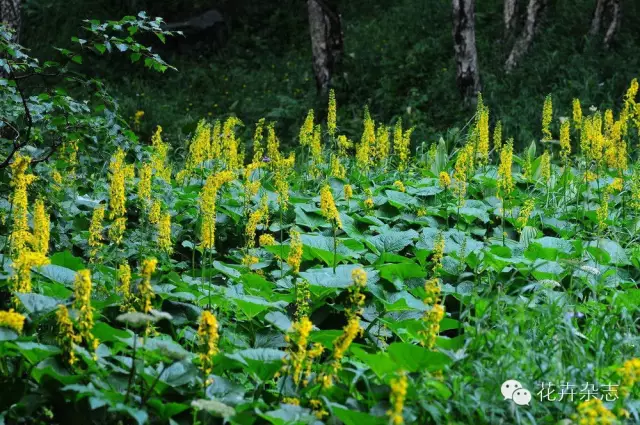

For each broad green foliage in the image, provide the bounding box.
[1,21,640,425]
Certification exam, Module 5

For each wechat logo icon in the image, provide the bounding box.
[501,379,532,406]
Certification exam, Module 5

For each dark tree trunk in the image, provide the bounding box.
[307,0,343,95]
[0,0,21,41]
[589,0,607,36]
[452,0,481,105]
[603,0,621,48]
[504,0,547,73]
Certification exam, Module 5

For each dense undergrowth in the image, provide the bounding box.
[2,67,640,424]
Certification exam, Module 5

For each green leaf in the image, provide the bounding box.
[379,263,426,290]
[387,342,451,372]
[35,264,76,285]
[367,229,419,254]
[0,328,18,341]
[332,407,387,425]
[586,239,630,266]
[14,342,61,363]
[50,251,85,271]
[71,55,83,64]
[16,293,61,316]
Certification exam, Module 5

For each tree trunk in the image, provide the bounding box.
[307,0,343,95]
[504,0,519,38]
[0,0,21,41]
[589,0,607,36]
[452,0,481,104]
[504,0,547,73]
[603,0,621,48]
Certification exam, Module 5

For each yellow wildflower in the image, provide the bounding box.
[137,162,152,205]
[439,172,451,189]
[151,126,171,182]
[572,98,582,130]
[374,124,390,165]
[252,118,266,164]
[56,305,79,366]
[493,120,503,151]
[618,358,640,397]
[118,263,134,312]
[573,398,616,425]
[139,258,157,313]
[73,270,99,352]
[357,107,374,171]
[274,153,294,210]
[108,149,127,219]
[266,122,281,165]
[421,303,444,349]
[245,197,269,250]
[320,185,342,228]
[259,233,276,247]
[477,107,490,166]
[542,94,553,141]
[149,200,161,224]
[109,217,127,245]
[393,180,406,193]
[0,309,25,334]
[497,139,514,199]
[11,251,49,294]
[328,89,337,137]
[348,268,367,319]
[329,154,346,178]
[33,198,50,255]
[88,205,105,259]
[540,151,551,183]
[222,116,243,171]
[197,310,220,379]
[282,397,300,406]
[323,316,362,388]
[134,110,144,127]
[423,278,441,306]
[453,143,474,206]
[199,170,235,249]
[287,316,313,385]
[560,120,571,163]
[387,372,408,425]
[344,184,353,201]
[299,109,314,147]
[182,119,211,176]
[287,229,303,274]
[432,233,445,274]
[310,124,323,178]
[9,153,36,255]
[517,199,535,231]
[158,212,172,254]
[609,178,623,192]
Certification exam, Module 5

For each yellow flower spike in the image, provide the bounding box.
[151,126,171,182]
[344,184,353,202]
[423,278,441,306]
[517,199,535,231]
[137,162,152,205]
[0,309,26,334]
[597,190,610,230]
[88,205,105,259]
[497,139,514,199]
[9,153,36,256]
[287,229,303,274]
[266,122,281,165]
[310,125,323,178]
[542,94,553,141]
[56,305,79,366]
[33,198,50,255]
[324,316,362,388]
[431,233,445,274]
[396,127,414,172]
[559,120,571,164]
[73,270,99,352]
[357,107,375,171]
[223,116,243,171]
[453,143,474,206]
[320,185,342,229]
[118,263,134,312]
[252,118,266,164]
[299,109,314,147]
[258,233,276,247]
[327,89,337,137]
[493,120,503,151]
[199,170,235,249]
[393,180,406,193]
[477,107,490,166]
[387,372,408,425]
[158,212,173,254]
[139,258,158,314]
[197,310,220,379]
[374,124,390,165]
[573,398,616,425]
[11,251,49,295]
[540,151,551,183]
[245,197,269,250]
[148,200,161,225]
[618,358,640,397]
[572,98,583,130]
[108,149,127,219]
[439,172,451,189]
[420,303,445,349]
